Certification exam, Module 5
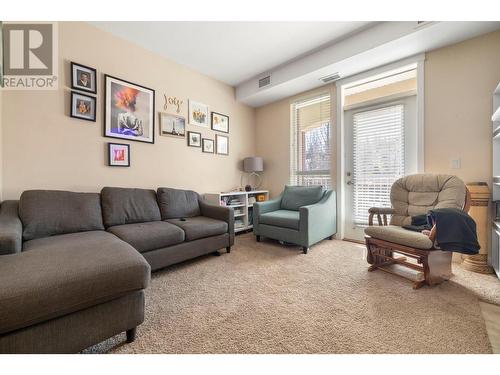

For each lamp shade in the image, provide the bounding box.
[243,156,264,172]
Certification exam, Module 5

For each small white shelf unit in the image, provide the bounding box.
[491,81,500,278]
[204,190,269,233]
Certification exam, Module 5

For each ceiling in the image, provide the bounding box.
[235,21,500,107]
[90,21,374,86]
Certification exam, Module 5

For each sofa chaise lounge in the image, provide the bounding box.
[0,187,234,353]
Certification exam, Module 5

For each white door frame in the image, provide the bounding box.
[335,53,426,240]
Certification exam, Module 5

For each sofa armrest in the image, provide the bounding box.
[299,190,336,246]
[199,199,234,245]
[254,195,282,216]
[0,201,23,255]
[368,207,394,226]
[253,195,283,235]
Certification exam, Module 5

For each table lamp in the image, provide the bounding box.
[242,156,264,191]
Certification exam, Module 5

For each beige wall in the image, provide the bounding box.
[0,22,255,199]
[344,78,416,108]
[255,85,336,197]
[256,30,500,197]
[3,24,499,201]
[425,29,500,184]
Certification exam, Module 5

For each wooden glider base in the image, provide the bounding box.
[365,236,453,289]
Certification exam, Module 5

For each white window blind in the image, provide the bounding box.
[290,93,332,189]
[352,104,405,225]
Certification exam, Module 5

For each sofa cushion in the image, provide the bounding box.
[364,225,433,249]
[259,209,300,230]
[19,190,104,241]
[157,187,201,219]
[1,231,150,335]
[166,216,228,241]
[107,221,185,253]
[280,185,324,211]
[101,187,161,228]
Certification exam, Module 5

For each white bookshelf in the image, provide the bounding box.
[491,81,500,278]
[204,190,269,233]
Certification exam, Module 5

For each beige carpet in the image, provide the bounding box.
[86,233,495,354]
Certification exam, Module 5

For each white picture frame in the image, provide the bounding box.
[188,99,209,128]
[216,134,229,155]
[159,112,185,137]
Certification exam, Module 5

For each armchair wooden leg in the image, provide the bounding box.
[256,235,261,242]
[226,246,231,253]
[126,327,136,343]
[303,247,309,254]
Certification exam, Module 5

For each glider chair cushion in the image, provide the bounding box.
[364,225,433,249]
[390,174,466,226]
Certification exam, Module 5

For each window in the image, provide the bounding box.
[290,93,332,188]
[352,104,405,225]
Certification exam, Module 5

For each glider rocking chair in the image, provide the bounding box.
[364,174,471,289]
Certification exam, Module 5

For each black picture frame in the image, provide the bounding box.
[187,131,202,147]
[71,62,97,94]
[108,142,130,167]
[211,111,229,133]
[104,74,155,144]
[216,134,229,155]
[70,91,96,122]
[202,138,214,153]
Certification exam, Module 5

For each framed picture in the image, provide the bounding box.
[104,75,155,144]
[202,138,214,153]
[216,134,229,155]
[187,131,202,147]
[71,62,97,94]
[188,100,209,128]
[70,91,96,122]
[108,143,130,167]
[211,112,229,133]
[159,112,185,137]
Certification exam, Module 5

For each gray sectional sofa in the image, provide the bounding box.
[0,187,234,353]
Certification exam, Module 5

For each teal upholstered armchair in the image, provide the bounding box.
[253,185,336,254]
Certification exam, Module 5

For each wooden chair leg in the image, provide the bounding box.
[425,250,452,286]
[368,264,378,272]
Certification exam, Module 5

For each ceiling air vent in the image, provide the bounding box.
[415,21,433,29]
[320,73,340,83]
[258,75,271,88]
